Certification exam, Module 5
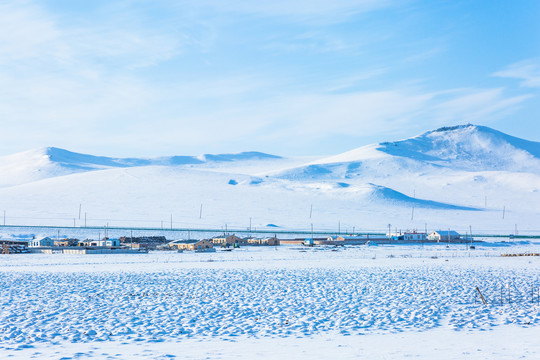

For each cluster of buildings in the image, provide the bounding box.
[23,234,280,254]
[299,230,465,246]
[4,229,470,254]
[168,234,280,252]
[26,236,136,254]
[388,230,462,242]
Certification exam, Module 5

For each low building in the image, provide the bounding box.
[327,235,366,242]
[80,238,121,247]
[171,239,214,251]
[119,236,167,245]
[28,236,55,248]
[168,239,188,249]
[388,232,426,241]
[404,232,426,241]
[54,238,80,247]
[428,231,460,242]
[264,236,279,246]
[245,237,280,246]
[211,234,243,247]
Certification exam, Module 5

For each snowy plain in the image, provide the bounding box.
[2,244,540,359]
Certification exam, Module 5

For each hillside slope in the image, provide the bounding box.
[274,125,540,180]
[1,124,539,232]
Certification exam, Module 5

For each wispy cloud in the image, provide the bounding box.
[493,59,540,88]
[433,88,532,124]
[0,1,181,70]
[0,1,537,157]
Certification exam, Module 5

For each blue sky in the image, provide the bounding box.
[0,0,539,157]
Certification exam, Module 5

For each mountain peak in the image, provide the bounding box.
[377,124,540,171]
[430,124,476,134]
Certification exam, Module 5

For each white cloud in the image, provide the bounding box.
[493,60,540,88]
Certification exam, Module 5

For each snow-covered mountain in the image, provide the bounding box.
[1,124,539,233]
[275,125,540,180]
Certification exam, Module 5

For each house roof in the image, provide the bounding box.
[431,231,460,236]
[34,236,52,241]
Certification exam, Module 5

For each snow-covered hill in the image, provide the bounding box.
[0,147,289,188]
[1,124,539,233]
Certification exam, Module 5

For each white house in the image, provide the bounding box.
[28,236,55,247]
[428,231,460,242]
[99,238,120,247]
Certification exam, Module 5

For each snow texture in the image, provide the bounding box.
[1,245,540,359]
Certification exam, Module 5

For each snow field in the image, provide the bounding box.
[1,248,540,347]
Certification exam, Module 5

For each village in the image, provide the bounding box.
[0,229,474,255]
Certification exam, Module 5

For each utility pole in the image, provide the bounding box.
[78,204,82,219]
[170,214,173,230]
[423,223,427,249]
[199,204,203,219]
[84,212,87,228]
[388,224,391,239]
[502,206,506,219]
[309,204,313,219]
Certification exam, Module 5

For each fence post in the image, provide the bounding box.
[475,287,487,305]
